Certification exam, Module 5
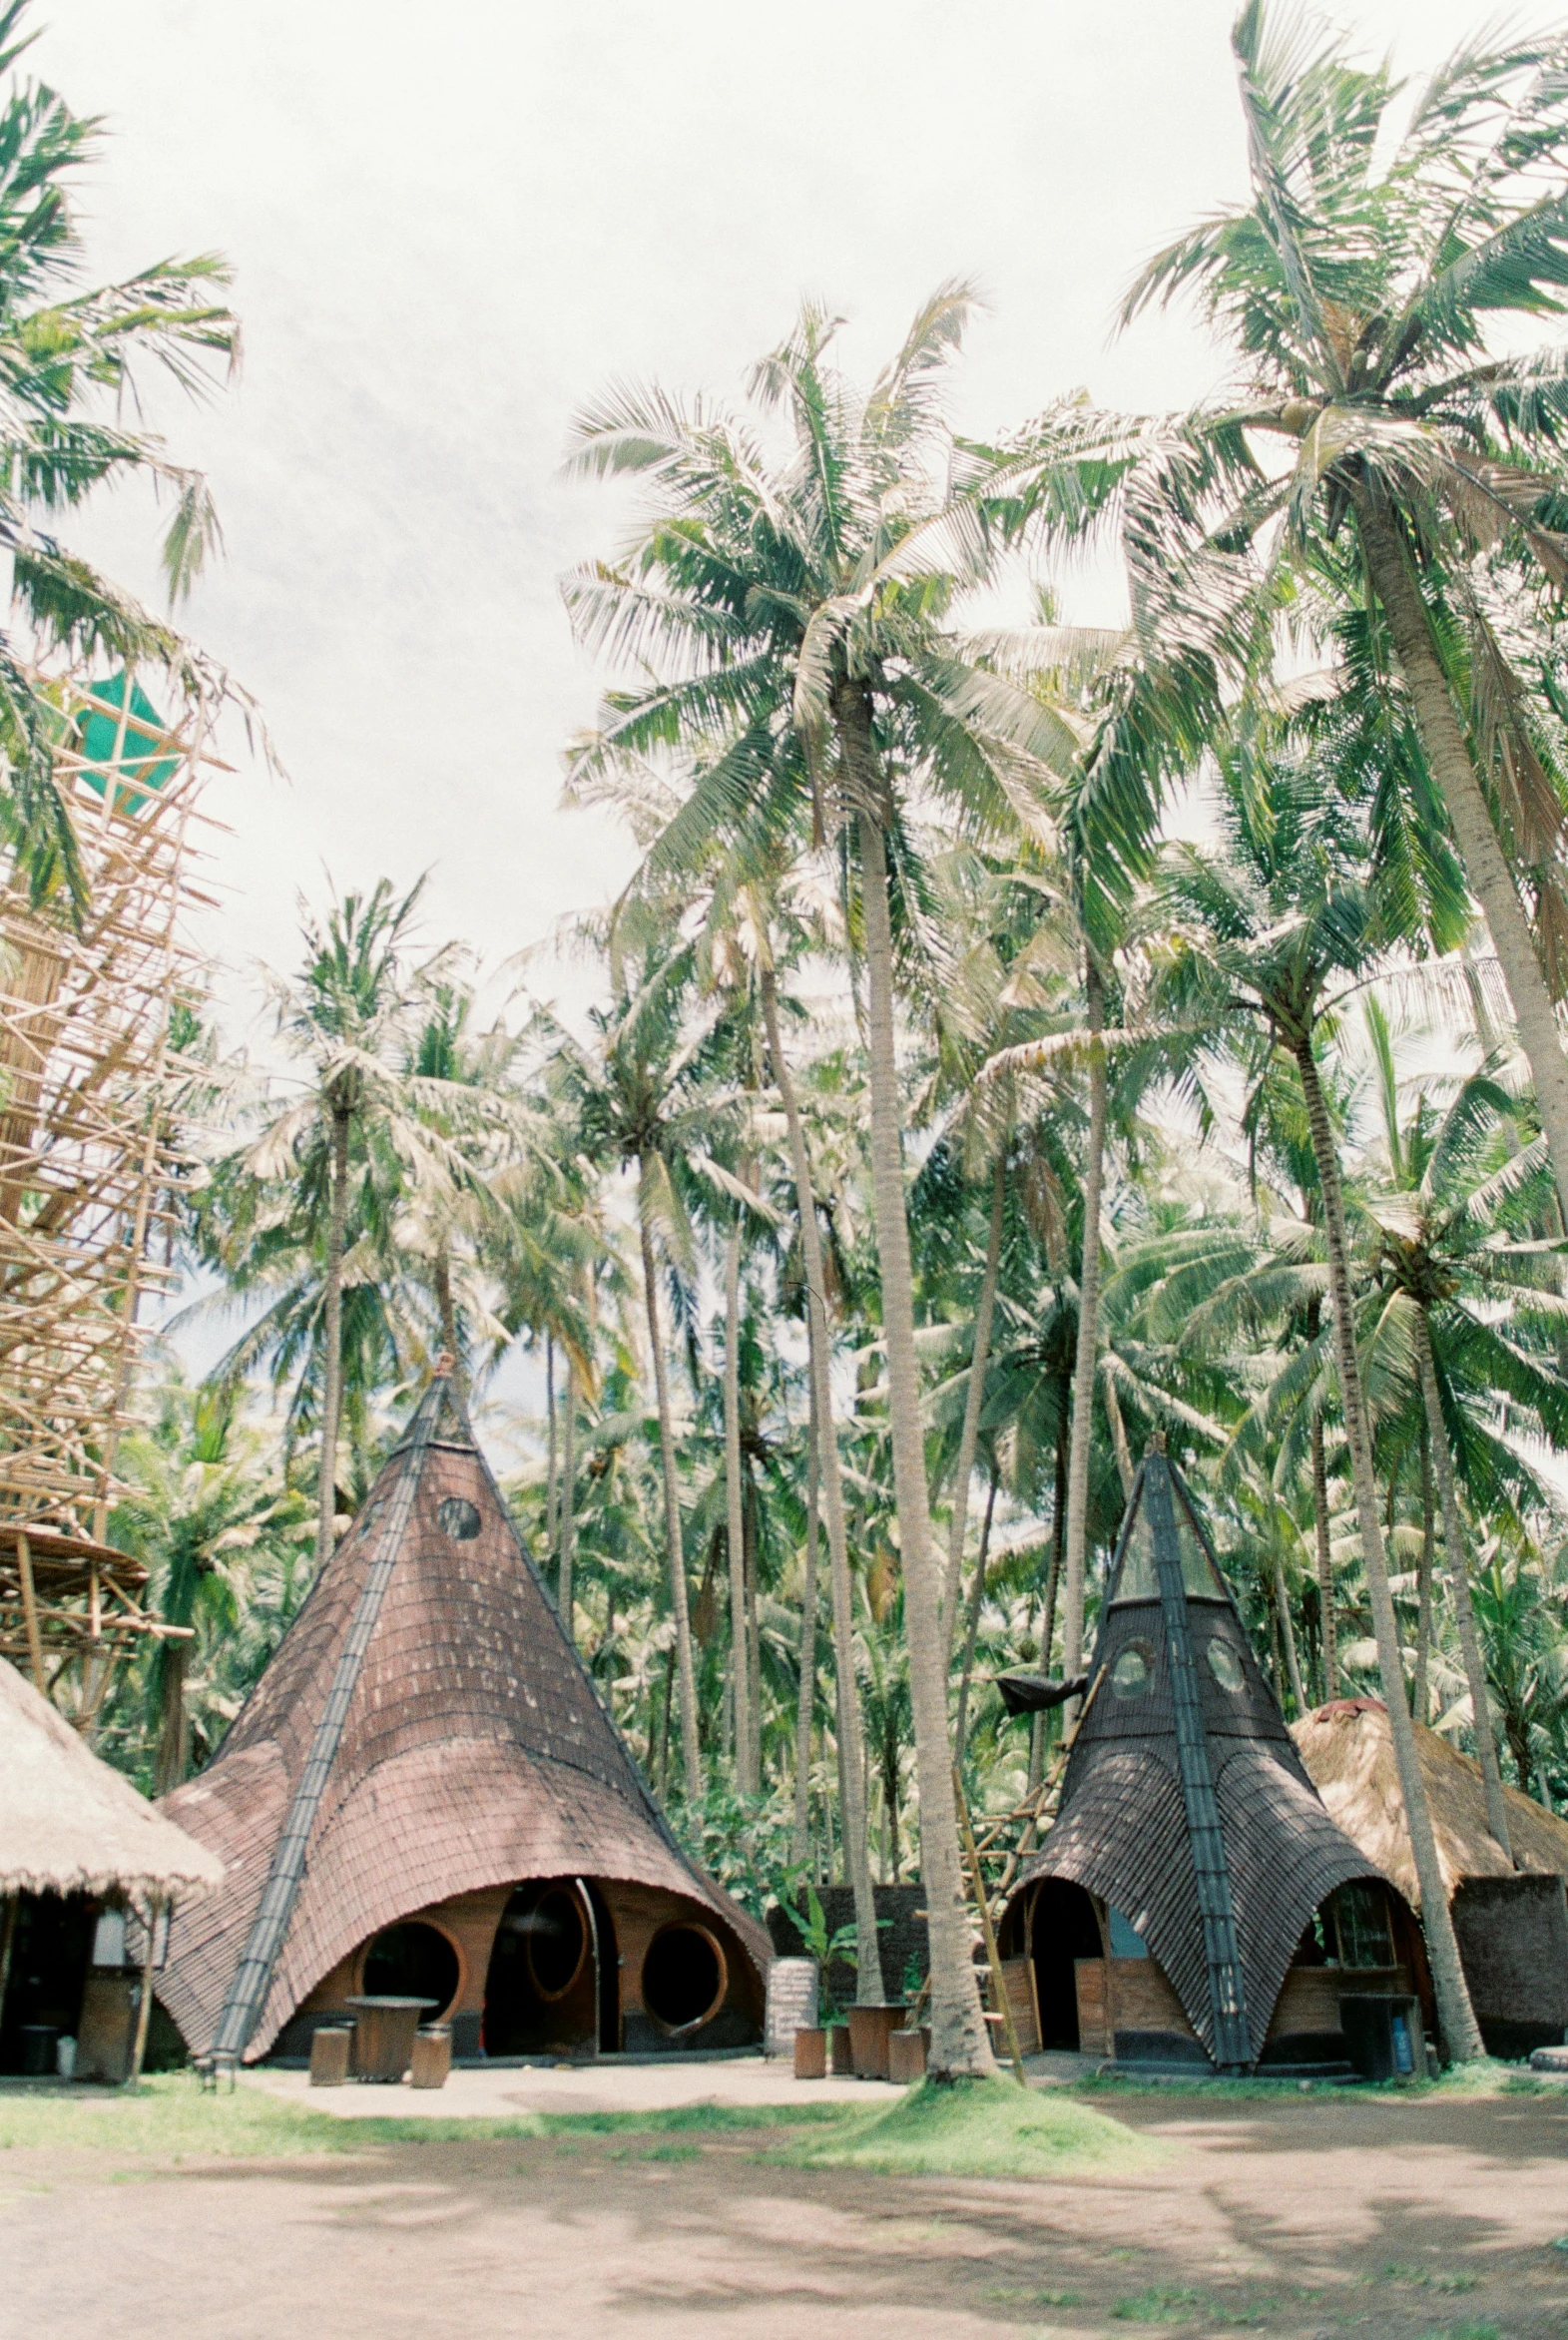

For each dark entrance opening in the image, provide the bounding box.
[583,1882,620,2053]
[1030,1879,1103,2050]
[0,1892,96,2073]
[642,1924,724,2033]
[362,1922,459,2020]
[483,1880,597,2056]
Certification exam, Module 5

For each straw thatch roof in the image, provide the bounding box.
[1293,1698,1568,1912]
[0,1653,224,1906]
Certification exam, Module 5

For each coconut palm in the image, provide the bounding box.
[111,1378,310,1792]
[0,2,242,899]
[1358,998,1568,1851]
[1103,0,1568,1216]
[1150,734,1485,2056]
[561,287,1099,2075]
[194,878,473,1561]
[563,941,742,1802]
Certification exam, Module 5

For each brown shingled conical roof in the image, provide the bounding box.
[158,1367,766,2062]
[1009,1453,1386,2070]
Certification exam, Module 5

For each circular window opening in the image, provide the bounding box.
[1111,1642,1153,1698]
[437,1495,481,1541]
[1206,1639,1246,1693]
[525,1888,588,2001]
[641,1924,725,2032]
[361,1921,459,2016]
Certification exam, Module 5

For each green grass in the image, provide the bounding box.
[0,2076,861,2168]
[1109,2287,1201,2324]
[0,2077,366,2161]
[1075,2054,1543,2104]
[777,2076,1163,2181]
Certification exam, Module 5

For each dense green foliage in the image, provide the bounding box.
[42,6,1568,2019]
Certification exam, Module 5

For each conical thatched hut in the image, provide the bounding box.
[1295,1699,1568,2058]
[158,1367,769,2065]
[999,1455,1426,2073]
[0,1654,223,2078]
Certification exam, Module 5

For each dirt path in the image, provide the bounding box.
[5,2091,1566,2338]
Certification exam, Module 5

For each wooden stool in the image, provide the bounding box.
[409,2027,451,2090]
[309,2026,353,2086]
[888,2027,926,2083]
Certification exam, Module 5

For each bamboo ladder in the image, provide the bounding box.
[919,1665,1108,2085]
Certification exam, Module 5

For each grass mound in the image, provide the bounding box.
[782,2076,1164,2181]
[0,2076,853,2168]
[0,2075,361,2161]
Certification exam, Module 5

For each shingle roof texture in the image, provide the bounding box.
[1012,1462,1387,2064]
[159,1378,767,2059]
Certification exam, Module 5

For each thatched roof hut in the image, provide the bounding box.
[160,1365,769,2066]
[1295,1698,1568,2058]
[0,1653,223,1908]
[1293,1697,1568,1907]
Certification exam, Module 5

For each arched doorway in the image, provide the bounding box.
[483,1880,598,2056]
[1030,1879,1103,2050]
[361,1921,460,2020]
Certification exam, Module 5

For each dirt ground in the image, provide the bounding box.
[5,2088,1567,2339]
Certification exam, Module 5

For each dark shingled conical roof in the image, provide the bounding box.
[1010,1453,1385,2069]
[159,1368,767,2061]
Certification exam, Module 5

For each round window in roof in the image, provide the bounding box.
[1111,1643,1152,1698]
[1206,1638,1245,1693]
[437,1495,481,1541]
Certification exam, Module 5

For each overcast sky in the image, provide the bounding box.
[35,0,1507,1042]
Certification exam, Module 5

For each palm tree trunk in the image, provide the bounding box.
[743,1464,764,1790]
[723,1211,756,1793]
[943,1155,1006,1653]
[638,1169,703,1802]
[545,1333,559,1560]
[793,1406,820,1868]
[1274,1558,1307,1717]
[1063,951,1108,1713]
[1413,1308,1514,1860]
[1311,1439,1335,1703]
[1041,1407,1068,1675]
[154,1641,189,1798]
[559,1358,577,1645]
[434,1241,462,1391]
[1358,495,1568,1219]
[314,1100,351,1567]
[1292,1035,1483,2059]
[1102,1362,1135,1500]
[856,807,992,2077]
[953,1464,1000,1750]
[1417,1422,1434,1726]
[761,961,884,2001]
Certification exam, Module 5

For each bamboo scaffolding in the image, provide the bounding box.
[0,672,216,1706]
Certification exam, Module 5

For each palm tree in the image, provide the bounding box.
[1359,999,1568,1852]
[566,943,736,1803]
[1151,736,1485,2057]
[759,943,885,2000]
[0,2,242,898]
[197,878,464,1562]
[111,1378,310,1792]
[561,290,1079,2070]
[1108,1,1568,1215]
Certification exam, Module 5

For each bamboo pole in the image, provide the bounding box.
[128,1892,162,2086]
[16,1532,44,1692]
[953,1762,1027,2087]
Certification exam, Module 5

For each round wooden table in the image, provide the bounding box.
[344,1996,439,2082]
